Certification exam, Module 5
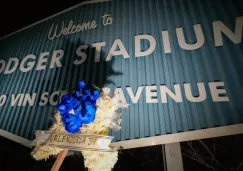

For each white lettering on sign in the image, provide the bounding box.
[1,50,64,75]
[0,81,230,107]
[0,95,7,106]
[39,91,67,106]
[39,92,49,106]
[0,60,6,74]
[22,93,37,106]
[4,58,19,74]
[106,39,130,61]
[176,24,205,50]
[146,86,159,103]
[209,82,230,102]
[213,16,243,46]
[160,84,183,103]
[124,82,228,104]
[48,20,97,40]
[161,30,171,53]
[135,35,156,57]
[73,45,88,65]
[49,91,60,105]
[126,87,143,103]
[50,50,64,68]
[1,16,243,75]
[92,42,106,62]
[20,55,36,72]
[11,93,36,106]
[102,13,113,25]
[184,83,207,102]
[36,52,50,70]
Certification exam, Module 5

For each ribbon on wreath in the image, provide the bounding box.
[32,131,114,152]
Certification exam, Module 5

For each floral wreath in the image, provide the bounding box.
[31,80,129,171]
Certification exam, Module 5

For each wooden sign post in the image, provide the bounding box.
[50,149,92,171]
[51,149,69,171]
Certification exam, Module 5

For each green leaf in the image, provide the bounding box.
[109,144,115,150]
[119,146,124,150]
[92,84,102,92]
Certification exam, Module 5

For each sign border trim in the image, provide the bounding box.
[1,124,243,149]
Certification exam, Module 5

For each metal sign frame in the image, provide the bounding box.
[0,0,242,150]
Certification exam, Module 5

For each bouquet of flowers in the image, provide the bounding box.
[31,80,129,171]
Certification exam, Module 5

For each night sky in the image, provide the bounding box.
[0,0,85,38]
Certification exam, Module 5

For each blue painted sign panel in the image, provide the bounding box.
[0,0,243,141]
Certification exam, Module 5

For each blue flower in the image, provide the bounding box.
[90,89,100,102]
[78,80,86,91]
[56,80,100,133]
[75,90,81,97]
[62,114,82,133]
[81,101,97,124]
[80,89,90,101]
[56,94,80,115]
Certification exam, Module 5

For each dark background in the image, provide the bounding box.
[0,0,85,38]
[1,135,243,171]
[0,136,165,171]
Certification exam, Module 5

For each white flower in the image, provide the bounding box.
[109,112,122,130]
[96,98,105,109]
[69,109,75,115]
[102,87,110,95]
[82,150,118,171]
[31,145,63,161]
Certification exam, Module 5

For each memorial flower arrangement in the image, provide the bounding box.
[31,81,129,171]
